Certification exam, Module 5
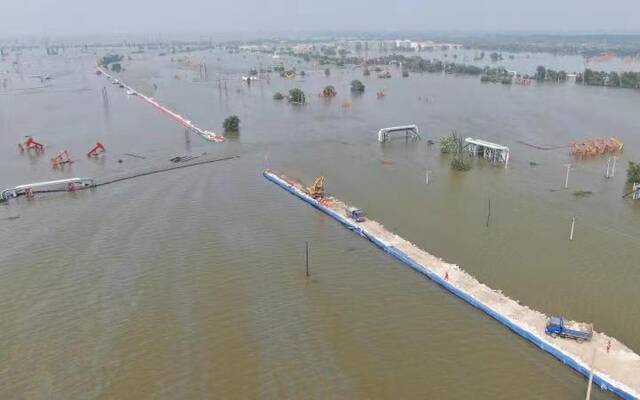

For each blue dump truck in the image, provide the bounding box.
[346,207,366,222]
[545,316,593,342]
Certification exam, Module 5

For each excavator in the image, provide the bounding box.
[306,176,325,199]
[18,136,44,153]
[50,150,73,167]
[87,142,106,157]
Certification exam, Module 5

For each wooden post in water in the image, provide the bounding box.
[486,198,491,228]
[605,157,611,179]
[425,168,431,185]
[570,216,576,241]
[564,164,572,189]
[305,241,309,277]
[611,156,617,178]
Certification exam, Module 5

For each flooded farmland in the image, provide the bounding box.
[1,46,639,399]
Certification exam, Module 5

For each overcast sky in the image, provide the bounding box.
[1,0,639,36]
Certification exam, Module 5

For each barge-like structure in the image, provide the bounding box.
[1,177,95,201]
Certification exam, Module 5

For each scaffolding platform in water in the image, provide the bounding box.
[377,125,421,143]
[465,137,510,167]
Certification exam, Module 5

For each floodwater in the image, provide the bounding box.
[403,47,640,73]
[345,46,640,74]
[1,47,639,399]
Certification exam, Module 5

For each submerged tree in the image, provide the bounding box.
[627,161,640,183]
[440,131,471,171]
[273,92,284,100]
[324,68,331,77]
[223,115,240,132]
[489,52,503,62]
[99,54,124,67]
[451,132,472,171]
[350,79,365,92]
[439,133,458,154]
[321,85,337,97]
[289,88,306,104]
[536,65,546,81]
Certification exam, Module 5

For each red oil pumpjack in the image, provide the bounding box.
[51,150,73,168]
[18,136,44,153]
[87,142,105,157]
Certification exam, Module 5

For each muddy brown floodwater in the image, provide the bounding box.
[1,47,639,399]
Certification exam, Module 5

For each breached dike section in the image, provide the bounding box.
[263,170,640,399]
[97,67,224,143]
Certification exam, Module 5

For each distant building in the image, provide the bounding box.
[239,45,271,52]
[394,40,412,49]
[393,40,463,52]
[411,41,435,51]
[292,45,313,55]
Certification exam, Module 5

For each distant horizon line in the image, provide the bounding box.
[2,29,640,41]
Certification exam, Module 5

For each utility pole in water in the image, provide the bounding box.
[570,216,576,241]
[611,156,617,178]
[605,157,617,179]
[486,198,492,228]
[564,164,572,189]
[305,241,310,277]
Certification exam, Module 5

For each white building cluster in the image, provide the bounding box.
[394,39,463,51]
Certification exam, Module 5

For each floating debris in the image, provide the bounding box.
[122,153,146,159]
[169,152,206,163]
[517,140,566,150]
[573,190,593,198]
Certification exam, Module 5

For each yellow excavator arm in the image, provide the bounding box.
[306,176,325,199]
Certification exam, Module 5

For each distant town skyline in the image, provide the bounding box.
[1,0,639,36]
